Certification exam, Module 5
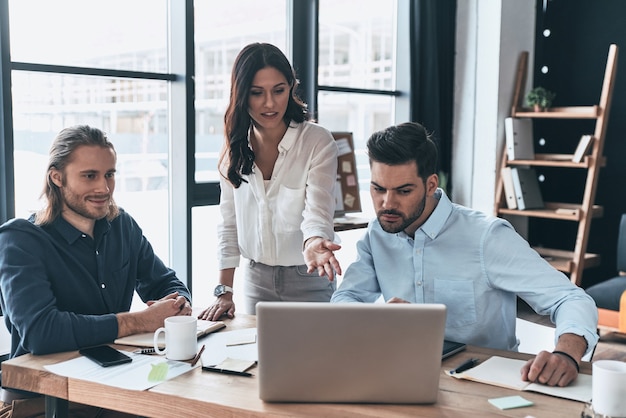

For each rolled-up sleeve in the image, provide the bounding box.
[217,175,242,270]
[301,132,338,244]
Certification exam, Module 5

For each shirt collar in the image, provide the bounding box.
[246,122,300,153]
[417,188,451,240]
[277,122,300,153]
[51,216,111,244]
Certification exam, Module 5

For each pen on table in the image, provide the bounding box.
[134,348,156,355]
[449,358,479,374]
[202,366,253,377]
[190,344,205,367]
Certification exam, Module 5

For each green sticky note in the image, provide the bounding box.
[488,395,534,410]
[148,362,169,382]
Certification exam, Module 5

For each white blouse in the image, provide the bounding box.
[217,121,338,269]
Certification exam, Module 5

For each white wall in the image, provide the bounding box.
[452,0,536,216]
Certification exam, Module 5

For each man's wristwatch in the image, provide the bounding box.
[214,284,234,297]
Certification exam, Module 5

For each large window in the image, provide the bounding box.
[318,0,400,217]
[193,0,287,184]
[8,0,172,262]
[191,0,288,308]
[2,0,407,308]
[9,1,168,72]
[11,71,171,255]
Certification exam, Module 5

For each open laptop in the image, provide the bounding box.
[257,302,447,404]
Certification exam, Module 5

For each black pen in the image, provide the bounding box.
[450,358,479,374]
[134,348,156,355]
[202,366,253,377]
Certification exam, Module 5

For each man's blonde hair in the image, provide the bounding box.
[34,125,119,225]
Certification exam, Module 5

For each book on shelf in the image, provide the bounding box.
[571,134,594,163]
[449,356,591,403]
[500,167,517,209]
[114,320,226,348]
[510,167,544,210]
[505,117,534,160]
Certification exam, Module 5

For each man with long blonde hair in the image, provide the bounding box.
[0,125,191,417]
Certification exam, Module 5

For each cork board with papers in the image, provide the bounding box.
[332,132,362,216]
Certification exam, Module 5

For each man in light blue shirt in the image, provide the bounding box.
[331,122,598,388]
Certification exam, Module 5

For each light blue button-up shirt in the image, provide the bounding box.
[331,189,598,355]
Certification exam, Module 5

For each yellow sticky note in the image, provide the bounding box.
[148,362,169,382]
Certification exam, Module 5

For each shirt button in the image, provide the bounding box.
[101,283,106,289]
[95,250,99,255]
[416,281,423,286]
[81,234,87,238]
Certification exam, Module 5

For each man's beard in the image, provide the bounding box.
[62,186,111,221]
[377,194,426,234]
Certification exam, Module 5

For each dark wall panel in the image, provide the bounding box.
[530,0,626,287]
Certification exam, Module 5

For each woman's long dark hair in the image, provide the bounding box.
[220,43,309,188]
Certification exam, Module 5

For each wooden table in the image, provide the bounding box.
[2,314,591,418]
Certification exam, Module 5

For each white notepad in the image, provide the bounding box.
[449,356,592,403]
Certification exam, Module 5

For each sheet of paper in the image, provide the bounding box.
[226,333,256,346]
[525,375,592,403]
[45,352,197,391]
[335,138,352,156]
[200,327,258,366]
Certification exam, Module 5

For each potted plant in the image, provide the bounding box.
[525,86,556,111]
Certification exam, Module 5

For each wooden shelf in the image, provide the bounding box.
[534,247,601,274]
[513,105,599,119]
[497,202,603,221]
[495,45,618,286]
[506,154,606,168]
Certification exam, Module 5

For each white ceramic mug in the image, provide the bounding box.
[592,359,626,417]
[153,316,197,361]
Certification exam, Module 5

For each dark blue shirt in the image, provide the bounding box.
[0,210,191,358]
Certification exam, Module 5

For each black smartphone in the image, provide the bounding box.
[442,340,467,359]
[79,345,133,367]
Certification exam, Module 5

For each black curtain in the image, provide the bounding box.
[410,0,457,191]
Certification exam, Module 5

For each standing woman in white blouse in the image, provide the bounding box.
[199,43,342,320]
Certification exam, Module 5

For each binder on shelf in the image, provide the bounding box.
[500,167,517,209]
[505,117,534,160]
[572,134,594,163]
[510,167,544,210]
